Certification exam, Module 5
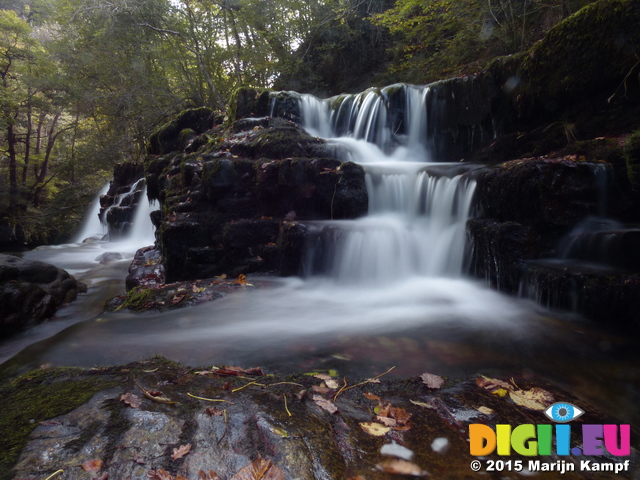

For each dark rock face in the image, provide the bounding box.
[466,155,640,328]
[145,115,367,282]
[0,254,86,337]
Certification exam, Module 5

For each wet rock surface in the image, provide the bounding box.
[5,358,639,480]
[145,115,367,283]
[0,254,86,338]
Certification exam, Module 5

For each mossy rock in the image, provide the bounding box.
[624,129,640,190]
[491,0,640,124]
[148,107,214,155]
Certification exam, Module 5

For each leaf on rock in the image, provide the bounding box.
[148,469,174,480]
[376,459,426,476]
[420,372,444,389]
[206,407,225,416]
[410,400,434,409]
[376,416,397,427]
[199,471,222,480]
[509,387,554,411]
[229,457,285,480]
[313,394,338,414]
[477,406,494,415]
[81,459,104,472]
[314,374,339,389]
[171,444,192,461]
[360,422,391,436]
[363,392,381,402]
[120,392,142,408]
[475,376,512,392]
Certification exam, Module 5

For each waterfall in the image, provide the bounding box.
[295,85,476,284]
[73,182,110,242]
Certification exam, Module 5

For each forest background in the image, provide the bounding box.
[0,0,596,244]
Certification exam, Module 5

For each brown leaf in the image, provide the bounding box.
[360,422,391,436]
[314,374,339,389]
[376,416,397,427]
[120,392,142,408]
[229,457,285,480]
[420,372,444,389]
[199,471,222,480]
[206,407,225,416]
[313,395,338,414]
[475,376,512,392]
[363,392,381,402]
[81,459,103,472]
[376,459,426,476]
[171,444,192,461]
[148,470,174,480]
[171,294,186,304]
[132,453,146,465]
[509,387,554,411]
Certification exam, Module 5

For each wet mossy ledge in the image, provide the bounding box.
[3,357,639,479]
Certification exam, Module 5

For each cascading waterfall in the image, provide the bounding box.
[294,84,476,283]
[73,182,110,243]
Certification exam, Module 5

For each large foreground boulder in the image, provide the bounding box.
[4,359,638,479]
[0,254,86,337]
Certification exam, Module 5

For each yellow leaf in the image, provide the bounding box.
[360,422,391,436]
[477,406,494,415]
[493,387,509,397]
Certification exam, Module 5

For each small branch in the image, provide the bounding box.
[333,366,396,402]
[283,394,292,417]
[186,393,235,404]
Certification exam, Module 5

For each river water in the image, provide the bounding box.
[1,84,639,426]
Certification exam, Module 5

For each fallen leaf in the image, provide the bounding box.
[134,379,179,405]
[314,374,339,389]
[81,459,103,472]
[509,387,554,411]
[229,457,285,480]
[199,471,222,480]
[410,400,434,409]
[313,395,338,414]
[475,376,512,392]
[376,459,425,476]
[148,470,173,480]
[120,392,142,408]
[206,407,224,416]
[171,444,192,461]
[420,372,444,389]
[360,422,391,436]
[133,453,146,465]
[376,416,397,427]
[171,294,186,304]
[477,406,494,415]
[364,392,381,402]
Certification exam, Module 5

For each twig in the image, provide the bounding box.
[333,366,396,402]
[231,380,265,392]
[133,378,179,405]
[187,393,235,404]
[283,394,292,417]
[268,382,304,388]
[44,470,64,480]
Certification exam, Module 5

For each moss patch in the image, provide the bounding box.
[0,367,121,479]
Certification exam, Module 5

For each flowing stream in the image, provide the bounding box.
[1,85,639,424]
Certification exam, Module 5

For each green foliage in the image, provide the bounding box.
[624,129,640,190]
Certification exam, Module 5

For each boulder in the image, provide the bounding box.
[0,254,86,337]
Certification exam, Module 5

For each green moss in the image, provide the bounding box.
[120,285,158,312]
[0,367,119,479]
[624,129,640,189]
